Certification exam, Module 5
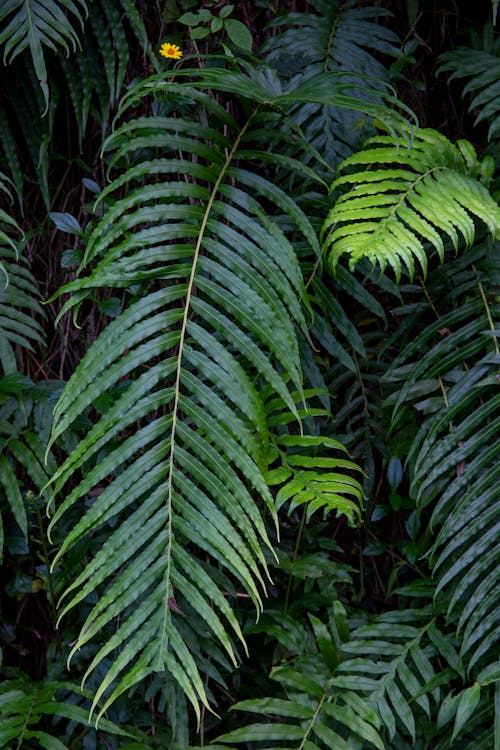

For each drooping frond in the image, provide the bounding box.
[323,126,500,280]
[384,239,500,685]
[59,0,156,148]
[0,54,56,206]
[45,65,378,720]
[263,393,364,526]
[439,25,500,144]
[0,0,88,110]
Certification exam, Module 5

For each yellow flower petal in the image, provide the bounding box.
[159,42,183,60]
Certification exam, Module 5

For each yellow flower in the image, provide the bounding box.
[159,42,183,60]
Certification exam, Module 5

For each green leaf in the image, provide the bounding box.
[224,18,252,51]
[451,684,481,742]
[50,211,83,235]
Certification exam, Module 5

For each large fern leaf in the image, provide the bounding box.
[45,64,388,719]
[219,601,385,750]
[323,127,500,280]
[217,596,493,749]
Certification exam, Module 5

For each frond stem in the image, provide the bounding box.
[298,692,327,750]
[474,265,499,355]
[15,694,35,750]
[324,10,340,73]
[418,274,441,319]
[159,108,258,663]
[284,506,307,615]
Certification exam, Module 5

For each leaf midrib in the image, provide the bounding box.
[158,108,258,664]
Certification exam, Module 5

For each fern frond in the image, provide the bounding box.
[263,406,365,526]
[0,0,88,110]
[439,28,500,144]
[323,127,500,280]
[262,1,402,169]
[43,69,371,721]
[59,0,139,147]
[384,240,499,703]
[264,0,400,80]
[217,598,489,749]
[0,172,43,372]
[116,62,414,151]
[0,676,133,747]
[219,602,385,750]
[0,171,52,567]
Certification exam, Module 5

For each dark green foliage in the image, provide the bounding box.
[0,1,498,748]
[439,23,500,145]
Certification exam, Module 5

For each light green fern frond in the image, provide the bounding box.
[0,0,88,110]
[263,396,364,526]
[323,127,500,280]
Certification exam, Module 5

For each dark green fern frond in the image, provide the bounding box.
[45,66,373,721]
[323,126,500,280]
[0,55,59,207]
[0,171,43,372]
[219,601,385,750]
[0,0,88,111]
[59,0,150,148]
[216,598,490,749]
[335,597,499,749]
[0,676,133,748]
[0,170,47,561]
[262,1,402,169]
[439,25,500,145]
[264,0,400,80]
[383,239,499,734]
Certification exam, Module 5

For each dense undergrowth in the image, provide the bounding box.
[0,1,499,748]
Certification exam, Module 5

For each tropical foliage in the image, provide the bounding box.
[0,1,498,749]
